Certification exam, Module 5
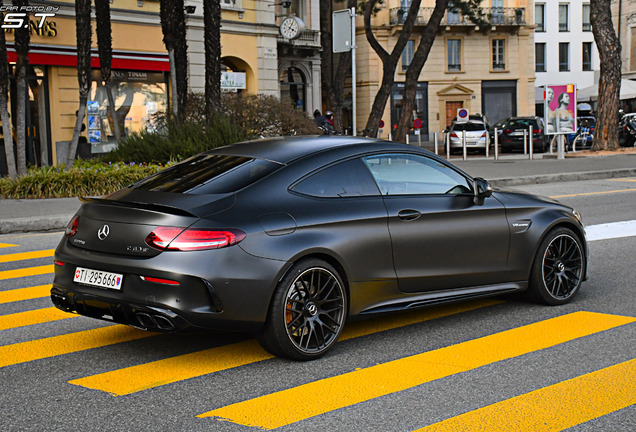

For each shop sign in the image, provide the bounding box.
[221,72,246,90]
[109,70,165,84]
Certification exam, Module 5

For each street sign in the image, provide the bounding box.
[457,108,469,123]
[332,9,352,53]
[379,119,385,128]
[413,118,422,129]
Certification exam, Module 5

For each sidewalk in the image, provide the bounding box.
[1,153,635,235]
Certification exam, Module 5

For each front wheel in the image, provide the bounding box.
[257,259,347,360]
[528,228,585,305]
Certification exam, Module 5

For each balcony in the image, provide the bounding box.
[389,7,526,27]
[277,29,321,48]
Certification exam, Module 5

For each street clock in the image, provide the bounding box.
[279,15,305,40]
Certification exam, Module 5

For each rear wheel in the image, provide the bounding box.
[257,259,347,360]
[528,228,585,305]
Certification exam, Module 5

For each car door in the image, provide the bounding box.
[362,153,510,293]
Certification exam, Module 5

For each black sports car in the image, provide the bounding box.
[52,137,587,360]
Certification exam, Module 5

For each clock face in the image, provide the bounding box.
[280,16,304,40]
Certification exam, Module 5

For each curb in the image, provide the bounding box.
[490,168,636,187]
[0,215,72,235]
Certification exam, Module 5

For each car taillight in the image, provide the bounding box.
[145,227,246,251]
[140,276,180,285]
[451,132,458,138]
[481,132,486,138]
[534,129,542,134]
[503,129,512,134]
[65,215,79,237]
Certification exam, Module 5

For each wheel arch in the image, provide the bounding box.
[531,218,588,280]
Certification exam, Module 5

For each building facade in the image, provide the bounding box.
[613,0,636,80]
[356,0,536,140]
[1,0,322,172]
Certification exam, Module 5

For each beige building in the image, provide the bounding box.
[356,0,536,140]
[613,0,636,80]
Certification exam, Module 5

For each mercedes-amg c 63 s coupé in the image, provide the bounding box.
[51,136,587,360]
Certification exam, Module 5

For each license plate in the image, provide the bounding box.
[73,267,123,290]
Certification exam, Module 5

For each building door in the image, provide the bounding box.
[445,101,463,127]
[482,80,517,125]
[391,82,428,140]
[280,67,306,111]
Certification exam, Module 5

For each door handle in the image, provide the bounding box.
[397,209,421,221]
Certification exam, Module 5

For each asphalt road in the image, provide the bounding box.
[0,178,634,431]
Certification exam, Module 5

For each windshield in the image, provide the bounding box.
[506,119,538,128]
[452,122,486,132]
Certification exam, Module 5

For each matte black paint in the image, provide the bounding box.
[52,137,587,334]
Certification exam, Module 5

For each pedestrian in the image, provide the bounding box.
[313,109,325,127]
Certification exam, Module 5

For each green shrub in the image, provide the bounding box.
[0,160,166,199]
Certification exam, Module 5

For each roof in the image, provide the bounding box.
[206,136,402,164]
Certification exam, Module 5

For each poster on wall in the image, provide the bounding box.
[87,101,99,115]
[88,130,101,143]
[544,84,577,134]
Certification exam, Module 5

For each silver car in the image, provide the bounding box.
[448,121,488,154]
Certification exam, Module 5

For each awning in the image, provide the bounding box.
[6,45,170,72]
[577,79,636,102]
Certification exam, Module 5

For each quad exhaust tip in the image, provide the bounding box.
[135,312,176,331]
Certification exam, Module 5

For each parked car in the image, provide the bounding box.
[52,136,587,360]
[566,116,595,150]
[448,121,489,154]
[489,117,509,144]
[500,117,549,153]
[619,112,636,147]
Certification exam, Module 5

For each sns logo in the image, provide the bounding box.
[0,5,59,30]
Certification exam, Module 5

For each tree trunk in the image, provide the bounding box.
[362,0,423,137]
[168,48,178,116]
[173,0,189,120]
[95,0,121,142]
[395,1,449,142]
[204,0,222,118]
[591,0,621,151]
[104,82,121,140]
[67,0,92,168]
[0,0,17,179]
[13,0,30,175]
[0,90,16,179]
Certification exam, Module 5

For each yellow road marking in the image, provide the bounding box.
[198,311,635,429]
[0,285,51,304]
[70,299,501,396]
[0,249,54,264]
[415,359,636,432]
[608,177,636,182]
[0,243,18,248]
[550,188,636,198]
[0,265,54,281]
[0,325,155,368]
[0,307,75,330]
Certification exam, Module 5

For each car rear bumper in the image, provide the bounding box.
[51,238,288,333]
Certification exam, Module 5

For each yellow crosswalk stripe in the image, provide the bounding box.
[70,299,501,396]
[415,358,636,432]
[550,188,636,198]
[608,178,636,182]
[197,311,635,429]
[0,243,18,248]
[0,265,54,281]
[0,325,155,368]
[0,285,51,304]
[0,249,55,263]
[0,307,76,331]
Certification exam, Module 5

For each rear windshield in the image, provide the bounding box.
[452,122,486,131]
[506,119,538,128]
[132,154,281,194]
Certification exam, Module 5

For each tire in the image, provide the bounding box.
[528,228,585,305]
[257,259,347,360]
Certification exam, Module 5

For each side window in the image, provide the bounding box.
[362,154,472,196]
[291,158,380,198]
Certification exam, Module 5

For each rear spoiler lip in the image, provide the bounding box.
[79,196,198,218]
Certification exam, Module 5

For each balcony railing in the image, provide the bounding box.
[277,29,321,48]
[389,7,526,27]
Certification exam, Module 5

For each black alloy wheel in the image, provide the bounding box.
[258,259,347,360]
[529,228,585,305]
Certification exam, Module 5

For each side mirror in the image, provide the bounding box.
[473,177,492,205]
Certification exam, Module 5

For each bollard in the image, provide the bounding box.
[417,130,421,147]
[388,132,392,142]
[523,129,528,155]
[558,134,565,159]
[529,125,533,160]
[446,132,450,159]
[485,130,490,158]
[462,131,467,161]
[494,128,499,160]
[406,134,410,145]
[434,132,439,155]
